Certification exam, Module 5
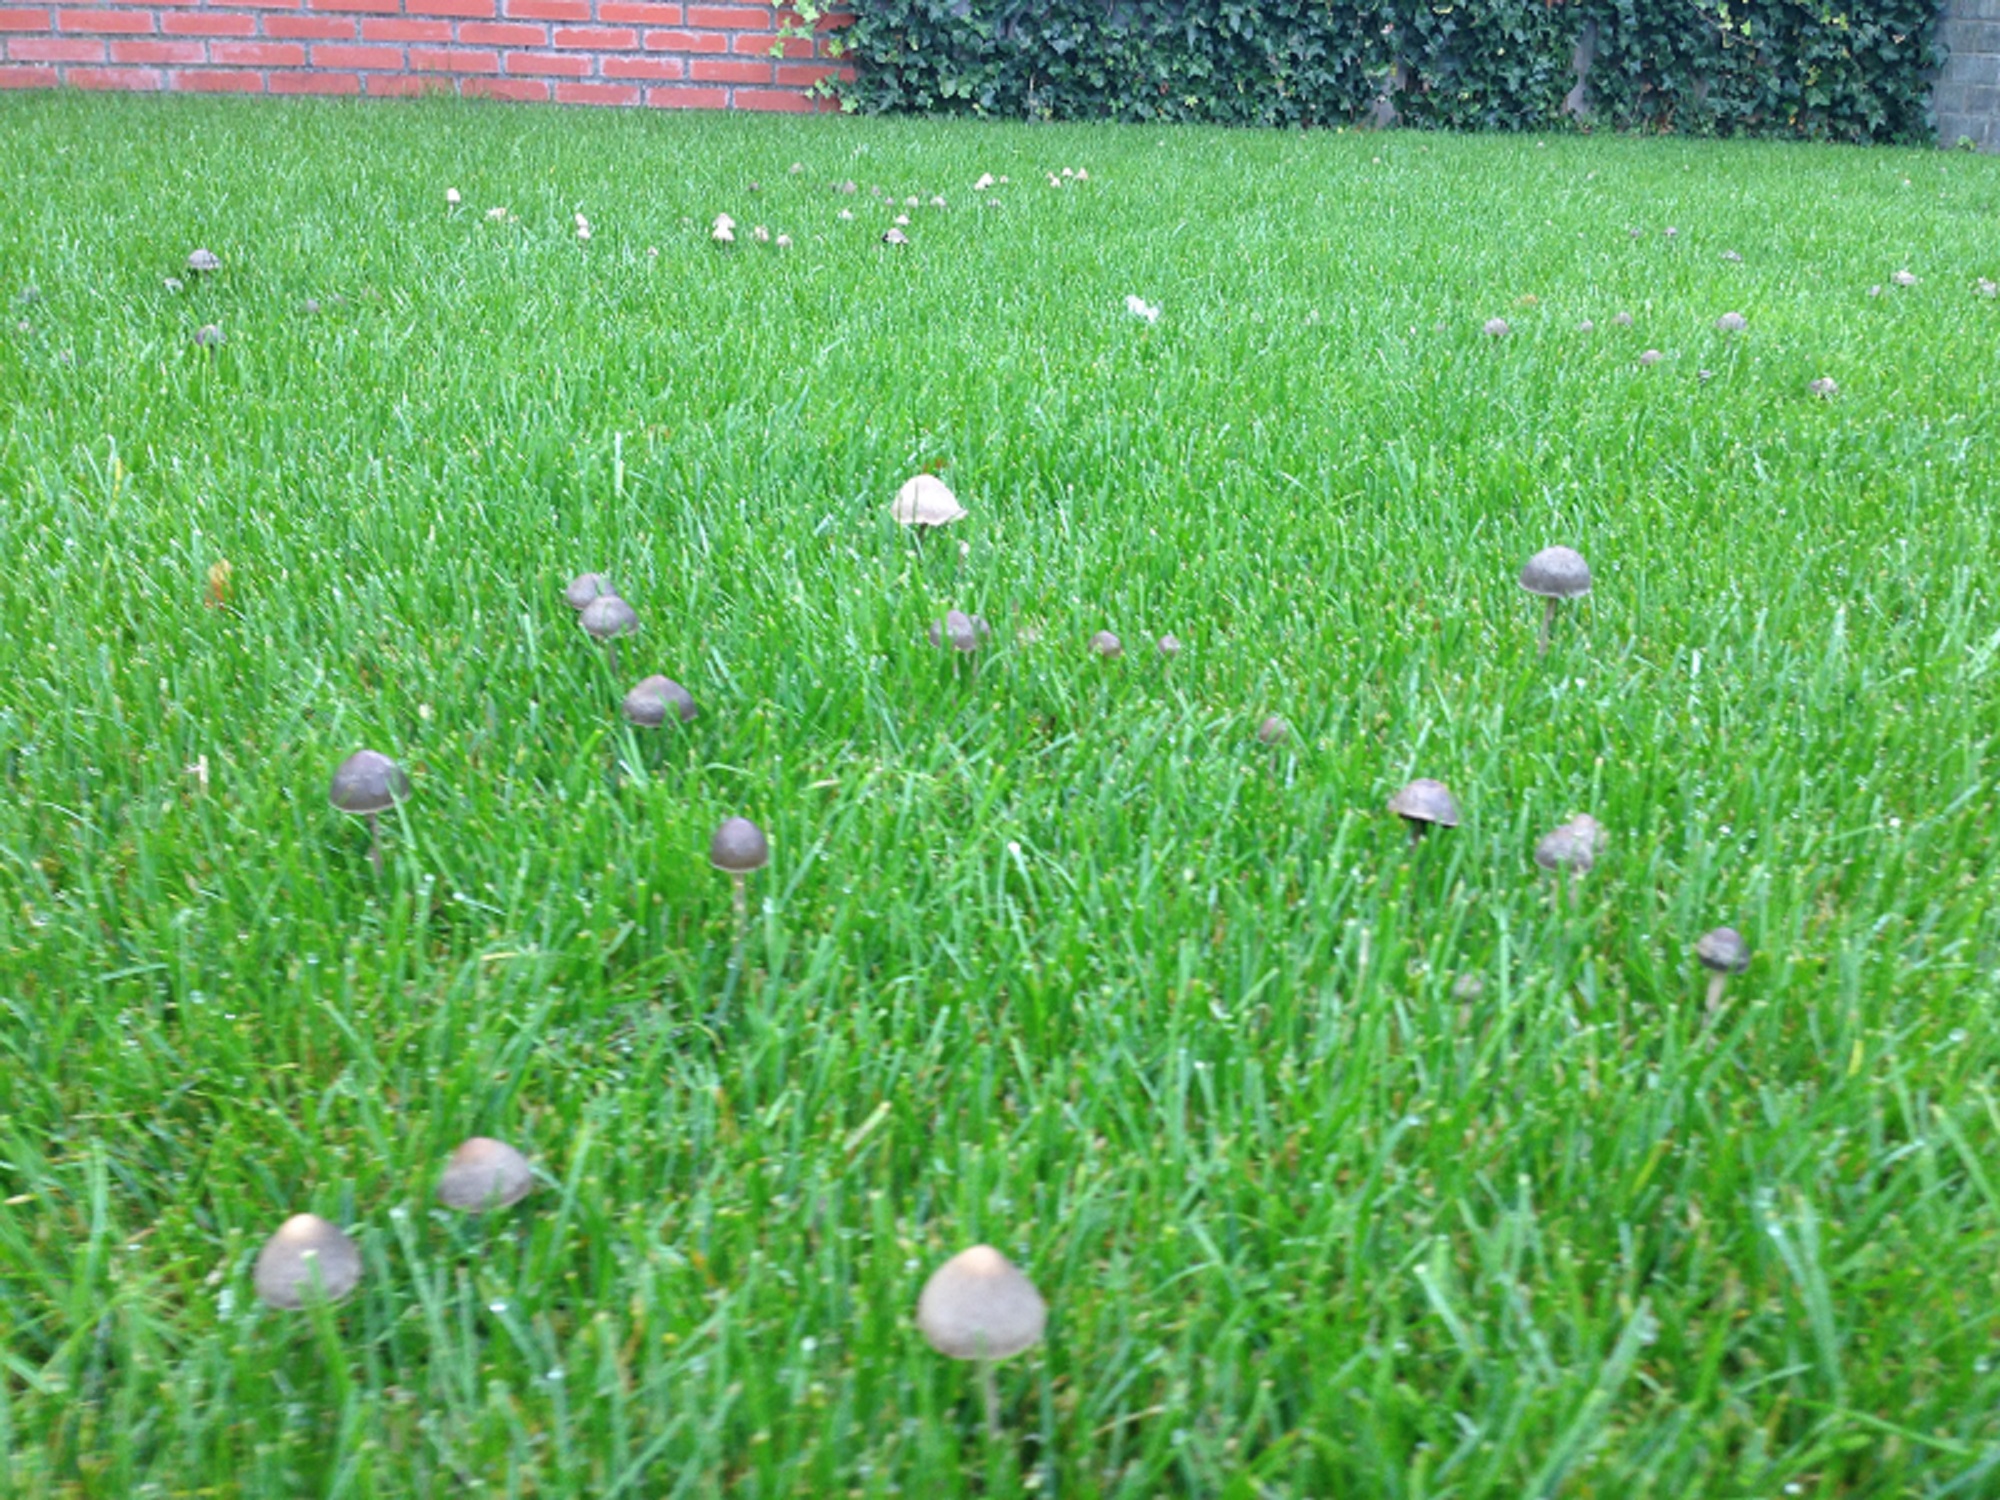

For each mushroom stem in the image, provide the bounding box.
[607,639,621,675]
[980,1359,1000,1444]
[366,811,384,877]
[732,872,748,939]
[1540,596,1558,657]
[1406,820,1425,847]
[1705,971,1728,1013]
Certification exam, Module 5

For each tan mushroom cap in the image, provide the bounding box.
[1696,927,1751,974]
[1519,546,1592,600]
[916,1244,1047,1361]
[253,1213,362,1309]
[1534,826,1593,874]
[928,609,987,653]
[890,474,967,527]
[624,675,696,726]
[1389,778,1460,828]
[580,594,638,642]
[437,1137,535,1212]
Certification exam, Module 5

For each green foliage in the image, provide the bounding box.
[835,0,1942,143]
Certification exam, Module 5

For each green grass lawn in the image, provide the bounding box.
[2,92,1999,1497]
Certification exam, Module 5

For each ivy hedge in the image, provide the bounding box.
[826,0,1942,144]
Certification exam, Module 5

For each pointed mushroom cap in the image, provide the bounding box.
[1519,546,1592,600]
[1090,630,1123,659]
[580,594,638,642]
[564,572,613,611]
[890,474,967,527]
[253,1213,362,1309]
[1696,927,1751,974]
[329,750,411,816]
[915,1244,1046,1361]
[437,1137,535,1212]
[710,816,769,874]
[1389,778,1460,828]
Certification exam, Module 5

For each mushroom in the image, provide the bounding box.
[711,816,769,946]
[329,749,411,876]
[1534,816,1601,904]
[1090,630,1123,660]
[1576,319,1595,333]
[580,593,638,672]
[1638,348,1663,366]
[253,1213,362,1309]
[186,248,222,276]
[1483,318,1510,338]
[928,609,987,654]
[624,675,696,727]
[1519,545,1591,657]
[889,474,967,529]
[1155,633,1182,659]
[192,324,225,349]
[1388,778,1459,843]
[1256,714,1288,745]
[882,228,910,246]
[437,1137,535,1212]
[1612,311,1633,327]
[1721,250,1743,263]
[1716,311,1747,333]
[916,1244,1047,1441]
[1809,377,1838,399]
[563,572,613,611]
[1696,926,1750,1012]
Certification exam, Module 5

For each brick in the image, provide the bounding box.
[456,20,542,44]
[597,1,678,21]
[67,61,159,82]
[172,65,266,88]
[310,41,400,65]
[271,66,359,89]
[734,32,811,55]
[502,0,586,18]
[164,13,260,36]
[552,24,633,46]
[814,9,851,27]
[57,9,154,32]
[110,37,205,60]
[405,0,493,16]
[11,32,104,56]
[308,0,400,13]
[0,9,52,30]
[461,72,546,96]
[410,44,498,68]
[686,5,766,27]
[210,38,303,62]
[363,70,428,91]
[643,81,721,105]
[689,56,768,81]
[600,51,678,77]
[555,79,637,103]
[504,48,586,73]
[733,85,821,111]
[775,58,841,85]
[642,26,722,49]
[0,62,59,82]
[264,14,354,37]
[361,17,449,39]
[232,0,303,9]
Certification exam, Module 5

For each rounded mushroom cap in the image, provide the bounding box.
[624,675,696,727]
[890,474,966,527]
[1534,826,1594,874]
[580,594,638,642]
[437,1137,535,1212]
[1519,546,1592,600]
[329,750,411,816]
[1155,633,1182,658]
[1090,630,1123,660]
[927,608,984,653]
[193,324,225,348]
[1716,311,1748,333]
[1256,714,1288,745]
[1696,927,1751,974]
[564,572,613,611]
[710,816,769,874]
[253,1213,361,1309]
[1483,317,1510,338]
[1389,778,1460,828]
[915,1244,1047,1361]
[187,248,222,274]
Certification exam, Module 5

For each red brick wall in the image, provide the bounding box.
[0,0,852,109]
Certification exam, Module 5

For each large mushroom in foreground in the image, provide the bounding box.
[329,750,411,876]
[1519,546,1592,657]
[1388,778,1460,844]
[253,1213,362,1310]
[917,1244,1047,1441]
[889,475,966,529]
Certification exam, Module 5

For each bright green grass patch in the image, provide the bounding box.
[2,93,1999,1497]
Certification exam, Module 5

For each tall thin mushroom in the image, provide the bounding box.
[329,750,411,876]
[916,1244,1047,1442]
[1519,546,1592,657]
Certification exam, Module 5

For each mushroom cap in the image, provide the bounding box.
[1696,927,1751,974]
[1155,633,1182,658]
[710,816,769,874]
[329,750,411,816]
[564,572,613,611]
[927,608,986,653]
[624,675,696,727]
[580,594,638,642]
[1519,546,1592,600]
[193,324,225,348]
[186,248,222,274]
[1564,813,1605,858]
[1389,778,1460,828]
[1534,826,1594,874]
[915,1244,1047,1361]
[890,475,966,527]
[1716,311,1748,333]
[1090,630,1123,659]
[253,1213,362,1309]
[436,1137,535,1212]
[1483,317,1510,338]
[1256,714,1288,745]
[883,228,910,246]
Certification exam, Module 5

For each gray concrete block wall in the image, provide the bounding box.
[1937,0,2000,150]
